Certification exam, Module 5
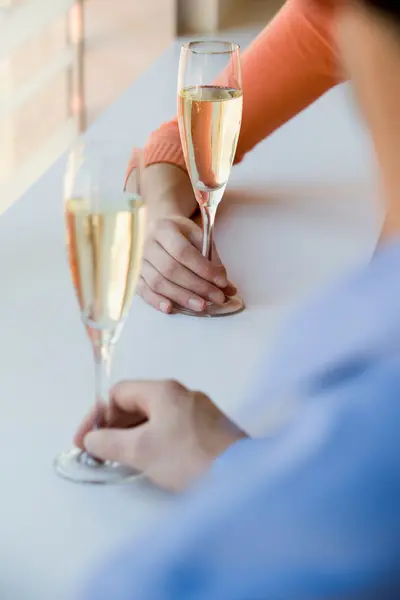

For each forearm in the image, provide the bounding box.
[139,0,340,178]
[234,0,341,163]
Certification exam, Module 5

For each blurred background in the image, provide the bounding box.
[0,0,283,213]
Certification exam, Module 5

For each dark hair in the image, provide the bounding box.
[363,1,400,21]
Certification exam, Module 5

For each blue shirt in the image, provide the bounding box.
[84,240,400,600]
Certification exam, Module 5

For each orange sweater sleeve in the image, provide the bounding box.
[138,0,342,172]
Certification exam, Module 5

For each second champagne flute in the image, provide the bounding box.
[177,40,243,317]
[54,141,146,484]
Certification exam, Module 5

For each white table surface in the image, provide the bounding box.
[0,29,382,600]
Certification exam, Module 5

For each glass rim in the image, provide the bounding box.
[181,40,240,55]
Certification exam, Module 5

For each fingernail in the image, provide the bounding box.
[160,301,171,314]
[226,281,237,295]
[209,290,225,304]
[188,298,205,311]
[214,275,228,288]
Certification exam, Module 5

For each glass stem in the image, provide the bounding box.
[78,340,113,467]
[94,342,113,426]
[200,204,217,261]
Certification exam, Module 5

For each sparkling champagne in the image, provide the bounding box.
[178,85,242,206]
[65,197,146,336]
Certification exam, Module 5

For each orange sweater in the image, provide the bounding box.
[140,0,343,173]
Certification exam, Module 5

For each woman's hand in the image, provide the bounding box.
[75,380,246,492]
[126,163,236,314]
[137,215,237,314]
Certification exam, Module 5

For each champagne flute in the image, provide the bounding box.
[54,140,146,484]
[177,40,243,317]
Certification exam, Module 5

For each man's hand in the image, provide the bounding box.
[74,380,246,492]
[137,216,237,314]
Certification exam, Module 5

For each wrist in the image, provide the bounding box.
[142,163,197,222]
[147,197,186,223]
[204,424,248,466]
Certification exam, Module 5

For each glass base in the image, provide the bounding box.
[174,295,245,318]
[54,448,142,484]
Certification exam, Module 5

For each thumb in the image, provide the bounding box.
[211,244,237,296]
[211,242,223,267]
[184,218,236,292]
[84,428,137,466]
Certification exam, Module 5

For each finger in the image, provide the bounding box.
[145,245,226,304]
[210,244,237,296]
[223,282,238,297]
[73,400,145,449]
[136,277,172,314]
[211,242,224,267]
[180,220,203,252]
[156,220,228,288]
[105,403,148,430]
[141,261,207,312]
[110,379,184,413]
[74,402,107,449]
[84,427,143,466]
